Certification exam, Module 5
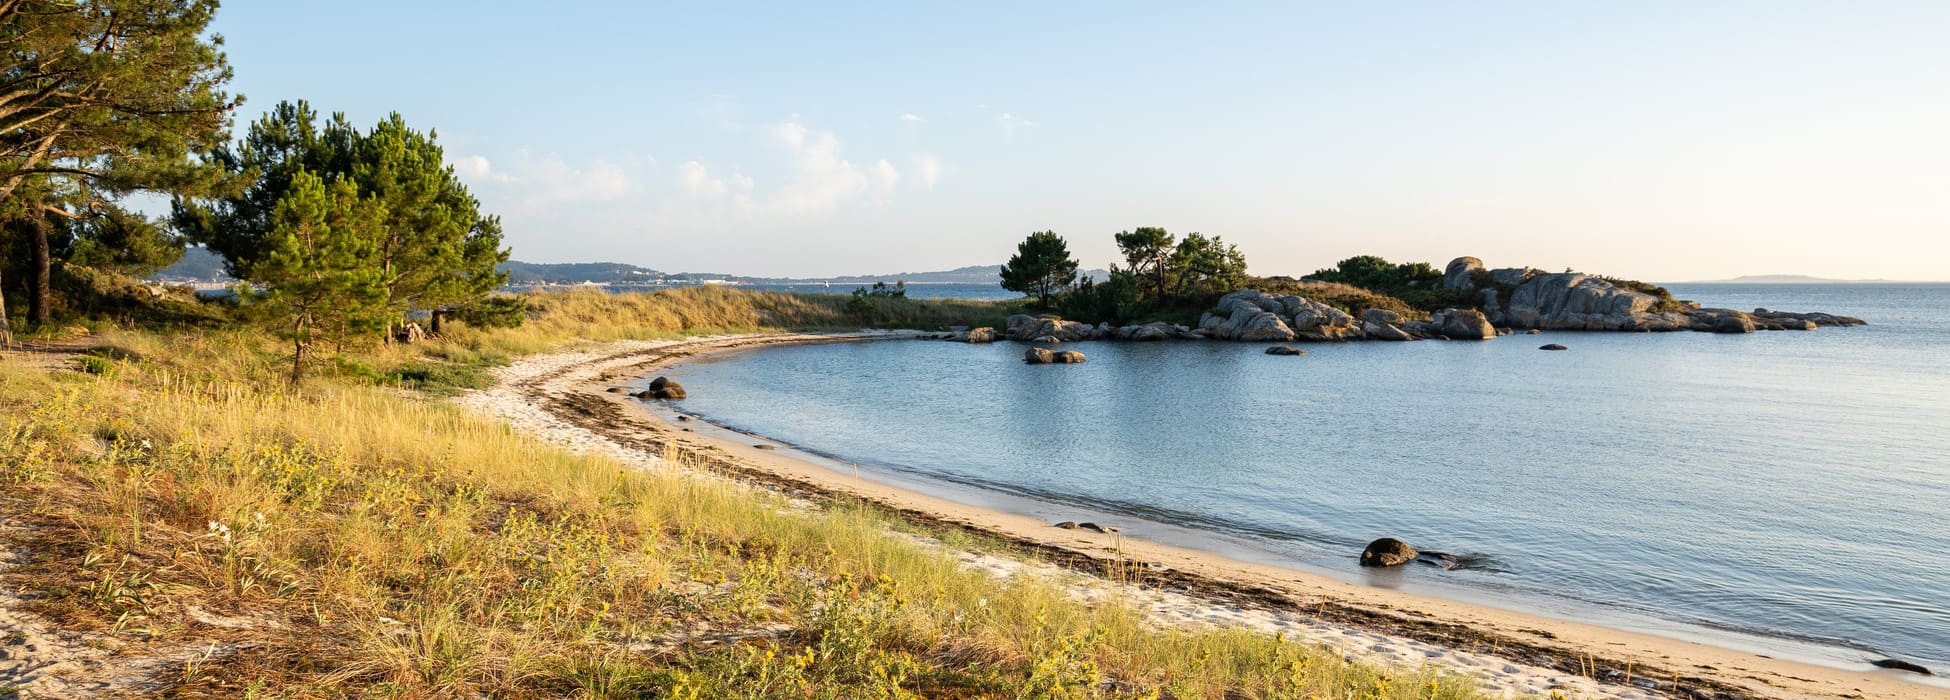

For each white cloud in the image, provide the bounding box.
[449,155,518,184]
[452,152,633,213]
[999,112,1035,129]
[680,160,729,198]
[870,159,900,195]
[915,153,941,189]
[898,113,925,123]
[765,118,880,213]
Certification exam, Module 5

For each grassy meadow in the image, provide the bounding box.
[0,288,1486,698]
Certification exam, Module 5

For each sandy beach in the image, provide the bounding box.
[455,332,1945,700]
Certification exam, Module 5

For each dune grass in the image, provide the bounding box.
[424,286,1027,365]
[0,297,1487,698]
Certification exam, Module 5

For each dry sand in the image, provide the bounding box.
[455,332,1945,700]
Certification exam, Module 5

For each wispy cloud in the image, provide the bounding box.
[915,153,941,189]
[898,113,925,123]
[449,152,632,211]
[766,117,885,213]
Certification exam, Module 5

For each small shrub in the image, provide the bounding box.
[72,355,117,376]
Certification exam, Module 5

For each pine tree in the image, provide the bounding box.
[175,101,508,337]
[0,0,235,331]
[999,230,1079,310]
[254,170,389,381]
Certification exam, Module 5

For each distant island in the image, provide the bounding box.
[1678,274,1926,284]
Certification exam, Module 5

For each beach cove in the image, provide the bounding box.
[456,325,1945,699]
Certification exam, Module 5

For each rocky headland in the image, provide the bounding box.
[949,256,1864,345]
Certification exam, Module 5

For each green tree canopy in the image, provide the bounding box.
[1169,232,1247,295]
[0,0,235,338]
[254,169,389,380]
[998,230,1079,309]
[1113,226,1174,299]
[175,100,508,330]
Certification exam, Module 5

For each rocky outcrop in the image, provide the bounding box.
[1489,267,1538,286]
[1121,322,1176,341]
[1264,346,1307,356]
[1428,308,1496,340]
[1500,273,1665,330]
[1360,538,1418,567]
[1024,347,1086,364]
[963,327,996,343]
[1006,314,1094,342]
[1442,257,1485,289]
[1359,308,1405,326]
[1362,321,1414,341]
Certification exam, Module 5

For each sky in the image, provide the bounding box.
[209,1,1950,281]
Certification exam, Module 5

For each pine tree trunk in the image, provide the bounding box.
[0,264,12,347]
[429,308,443,335]
[27,215,50,326]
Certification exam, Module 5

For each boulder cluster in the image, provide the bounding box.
[1444,257,1866,333]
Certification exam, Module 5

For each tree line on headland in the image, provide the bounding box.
[1,1,511,379]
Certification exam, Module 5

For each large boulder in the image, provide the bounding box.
[1441,257,1486,290]
[1503,274,1660,330]
[1359,308,1405,326]
[1360,538,1419,567]
[965,327,996,343]
[1025,347,1085,364]
[1429,308,1496,340]
[1692,308,1756,334]
[1362,321,1414,341]
[1235,311,1296,342]
[1489,267,1538,286]
[639,376,687,400]
[1124,321,1175,341]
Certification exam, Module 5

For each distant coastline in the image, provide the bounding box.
[1673,274,1942,284]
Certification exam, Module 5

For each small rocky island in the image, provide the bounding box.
[953,256,1865,345]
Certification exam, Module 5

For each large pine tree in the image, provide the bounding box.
[176,101,508,335]
[0,0,235,336]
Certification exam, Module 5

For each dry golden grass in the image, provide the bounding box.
[0,306,1487,698]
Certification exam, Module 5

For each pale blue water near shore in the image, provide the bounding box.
[657,284,1950,673]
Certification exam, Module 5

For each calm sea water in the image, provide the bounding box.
[659,284,1950,672]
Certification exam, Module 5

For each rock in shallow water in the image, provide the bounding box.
[1539,343,1567,351]
[1265,346,1307,356]
[1360,538,1419,567]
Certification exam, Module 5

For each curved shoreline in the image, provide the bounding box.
[460,332,1943,700]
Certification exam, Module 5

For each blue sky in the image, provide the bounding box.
[212,2,1949,280]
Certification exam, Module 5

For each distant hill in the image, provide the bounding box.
[1680,274,1914,284]
[152,246,232,283]
[501,261,667,284]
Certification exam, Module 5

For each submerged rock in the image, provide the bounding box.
[1024,347,1056,364]
[1360,538,1419,567]
[1265,346,1307,356]
[1539,343,1567,351]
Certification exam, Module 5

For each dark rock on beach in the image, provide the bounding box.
[639,376,687,399]
[1360,538,1419,567]
[1871,658,1932,675]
